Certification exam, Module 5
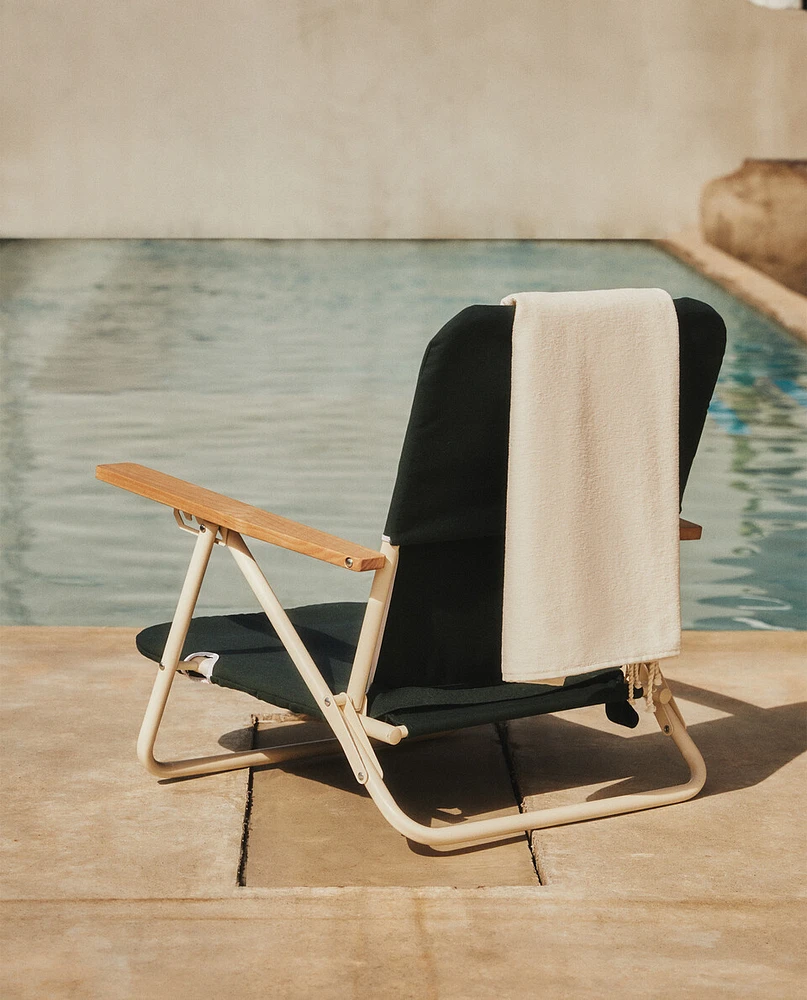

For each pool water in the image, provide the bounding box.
[1,239,805,630]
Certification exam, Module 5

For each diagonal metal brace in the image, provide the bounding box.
[335,693,384,780]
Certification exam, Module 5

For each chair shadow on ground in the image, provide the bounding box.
[212,680,806,850]
[513,680,806,803]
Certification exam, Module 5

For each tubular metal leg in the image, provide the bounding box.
[361,682,706,850]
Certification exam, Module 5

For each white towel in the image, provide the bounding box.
[500,288,681,683]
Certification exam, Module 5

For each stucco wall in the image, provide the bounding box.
[1,0,805,237]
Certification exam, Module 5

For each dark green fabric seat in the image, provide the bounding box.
[136,602,631,738]
[137,604,362,718]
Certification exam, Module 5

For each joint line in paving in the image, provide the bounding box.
[495,722,543,885]
[236,716,259,887]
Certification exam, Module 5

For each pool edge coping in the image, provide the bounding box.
[657,229,807,345]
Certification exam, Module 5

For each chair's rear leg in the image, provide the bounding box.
[360,677,707,850]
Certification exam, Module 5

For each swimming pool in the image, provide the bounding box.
[1,239,805,630]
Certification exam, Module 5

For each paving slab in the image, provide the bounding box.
[0,626,257,899]
[1,627,805,998]
[507,631,807,894]
[2,893,804,1000]
[245,723,537,887]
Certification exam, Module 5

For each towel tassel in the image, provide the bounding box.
[623,661,661,712]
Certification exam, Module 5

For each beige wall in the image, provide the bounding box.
[1,0,805,238]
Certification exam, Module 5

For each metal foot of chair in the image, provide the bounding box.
[361,683,706,850]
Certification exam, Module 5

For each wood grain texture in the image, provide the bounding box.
[97,463,700,566]
[679,518,702,540]
[96,463,386,572]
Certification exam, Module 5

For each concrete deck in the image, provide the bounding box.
[1,627,805,998]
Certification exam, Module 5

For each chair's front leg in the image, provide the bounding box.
[137,521,218,773]
[134,523,387,781]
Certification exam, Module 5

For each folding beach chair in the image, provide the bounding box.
[97,296,725,849]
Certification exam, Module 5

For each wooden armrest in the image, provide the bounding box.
[679,518,702,540]
[96,463,386,572]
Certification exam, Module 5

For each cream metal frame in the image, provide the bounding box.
[135,508,707,850]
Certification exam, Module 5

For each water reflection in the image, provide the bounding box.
[0,291,35,623]
[1,239,805,628]
[692,310,807,628]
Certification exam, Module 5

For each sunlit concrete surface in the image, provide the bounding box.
[1,627,805,997]
[246,723,538,888]
[3,895,805,1000]
[0,627,257,900]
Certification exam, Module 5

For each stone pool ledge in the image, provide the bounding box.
[1,627,805,998]
[658,229,807,344]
